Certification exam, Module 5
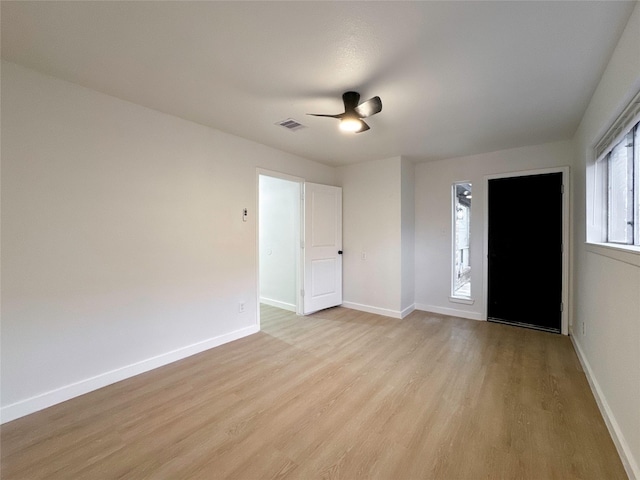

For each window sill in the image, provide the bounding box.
[585,242,640,267]
[449,296,475,305]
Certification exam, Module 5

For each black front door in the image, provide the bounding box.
[487,173,563,333]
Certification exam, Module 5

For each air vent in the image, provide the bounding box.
[276,118,307,132]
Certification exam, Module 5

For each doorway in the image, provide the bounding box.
[486,171,564,333]
[258,173,302,318]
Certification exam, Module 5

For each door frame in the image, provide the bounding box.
[256,168,305,330]
[482,166,570,335]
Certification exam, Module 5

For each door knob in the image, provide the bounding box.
[338,250,343,255]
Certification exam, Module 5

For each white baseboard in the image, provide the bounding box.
[400,304,416,319]
[1,324,260,424]
[414,303,484,321]
[571,335,638,480]
[341,301,402,319]
[260,297,296,312]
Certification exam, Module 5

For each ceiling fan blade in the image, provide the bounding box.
[355,96,382,118]
[355,120,370,133]
[342,91,361,113]
[307,113,342,118]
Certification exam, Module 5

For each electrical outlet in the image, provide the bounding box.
[238,302,246,313]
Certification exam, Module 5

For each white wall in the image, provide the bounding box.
[400,157,415,315]
[259,175,300,311]
[337,157,403,317]
[414,140,573,320]
[572,4,640,478]
[0,62,335,421]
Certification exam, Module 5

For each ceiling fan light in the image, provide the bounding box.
[339,117,362,133]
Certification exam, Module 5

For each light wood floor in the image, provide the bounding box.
[1,305,626,479]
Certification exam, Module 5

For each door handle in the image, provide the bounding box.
[338,250,343,255]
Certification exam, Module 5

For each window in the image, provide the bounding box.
[597,120,640,246]
[590,89,640,252]
[452,182,471,298]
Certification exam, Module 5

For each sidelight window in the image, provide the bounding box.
[452,182,472,298]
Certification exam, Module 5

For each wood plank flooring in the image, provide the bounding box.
[1,305,626,479]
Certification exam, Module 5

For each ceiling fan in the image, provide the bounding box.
[308,91,382,133]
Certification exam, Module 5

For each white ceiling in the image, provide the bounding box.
[1,1,636,167]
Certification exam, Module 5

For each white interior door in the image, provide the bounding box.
[303,182,342,314]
